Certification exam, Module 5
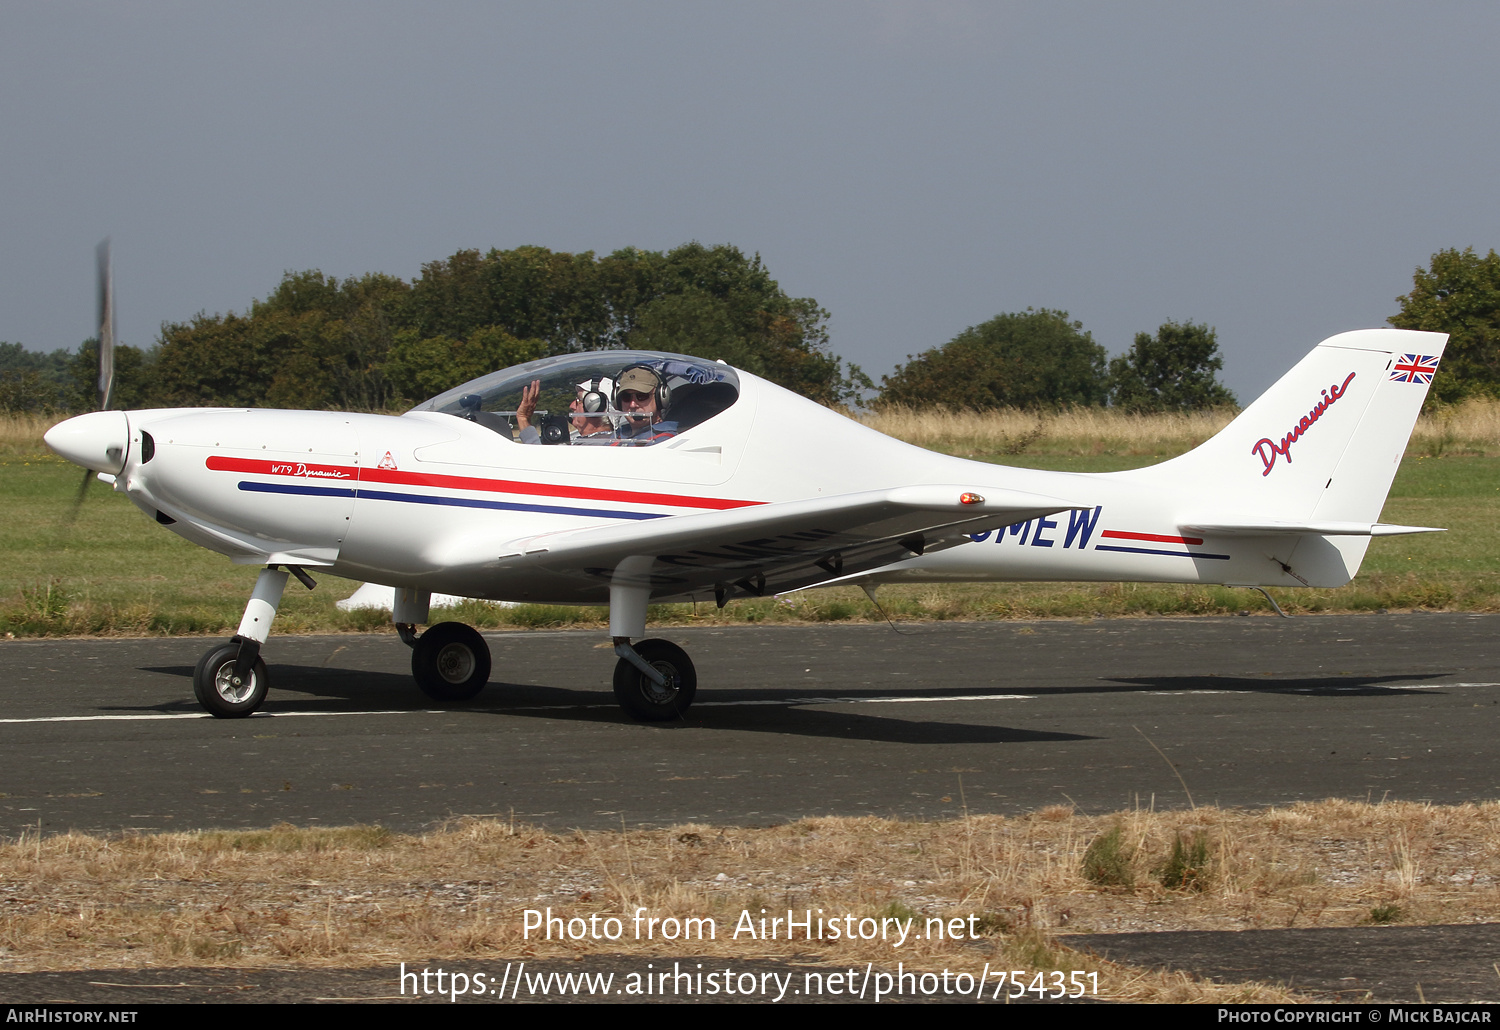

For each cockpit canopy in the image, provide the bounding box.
[407,351,741,444]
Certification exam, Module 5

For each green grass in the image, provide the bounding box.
[191,824,397,853]
[0,455,357,636]
[4,447,1499,638]
[1156,831,1211,892]
[1082,825,1134,889]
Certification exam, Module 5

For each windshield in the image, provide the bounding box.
[407,350,741,445]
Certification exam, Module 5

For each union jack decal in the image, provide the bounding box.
[1390,354,1440,384]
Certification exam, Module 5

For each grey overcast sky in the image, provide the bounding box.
[3,1,1497,400]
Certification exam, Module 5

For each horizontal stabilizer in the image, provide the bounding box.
[1180,519,1446,537]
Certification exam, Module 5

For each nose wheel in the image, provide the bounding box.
[612,638,696,721]
[191,564,307,718]
[411,622,492,701]
[193,642,269,718]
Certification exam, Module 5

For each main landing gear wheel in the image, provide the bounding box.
[193,643,268,719]
[613,638,696,722]
[412,622,491,701]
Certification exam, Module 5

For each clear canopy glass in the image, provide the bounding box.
[407,350,741,443]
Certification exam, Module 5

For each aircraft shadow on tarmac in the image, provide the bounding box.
[130,663,1094,745]
[1095,673,1451,696]
[138,663,1448,706]
[501,699,1099,745]
[119,664,1462,744]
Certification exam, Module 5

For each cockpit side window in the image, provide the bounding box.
[664,380,738,429]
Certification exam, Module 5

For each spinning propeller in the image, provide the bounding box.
[52,239,126,521]
[95,237,115,412]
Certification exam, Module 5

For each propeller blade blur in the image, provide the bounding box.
[95,237,114,410]
[68,468,94,523]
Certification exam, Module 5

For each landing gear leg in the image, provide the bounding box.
[608,579,696,721]
[613,637,696,721]
[194,566,289,718]
[394,586,430,649]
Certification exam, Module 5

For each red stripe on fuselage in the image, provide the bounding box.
[205,455,762,511]
[1101,529,1205,546]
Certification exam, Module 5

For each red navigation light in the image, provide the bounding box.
[959,492,984,505]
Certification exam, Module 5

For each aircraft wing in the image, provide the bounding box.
[440,484,1086,604]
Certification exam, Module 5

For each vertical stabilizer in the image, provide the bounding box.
[1124,328,1447,523]
[1119,328,1446,586]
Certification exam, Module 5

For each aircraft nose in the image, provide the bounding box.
[44,410,130,474]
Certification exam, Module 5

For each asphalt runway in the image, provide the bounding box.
[3,613,1499,837]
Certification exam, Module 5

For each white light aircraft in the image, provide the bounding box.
[45,283,1448,721]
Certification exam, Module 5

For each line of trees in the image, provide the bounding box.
[878,245,1500,413]
[1,303,1237,416]
[0,341,155,415]
[877,309,1235,413]
[6,245,1497,416]
[1390,247,1500,407]
[1,242,868,414]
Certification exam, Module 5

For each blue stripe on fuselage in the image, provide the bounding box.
[237,481,666,521]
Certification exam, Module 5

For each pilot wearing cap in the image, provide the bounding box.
[611,365,677,446]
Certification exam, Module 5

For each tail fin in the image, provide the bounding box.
[1122,328,1447,585]
[1126,329,1446,519]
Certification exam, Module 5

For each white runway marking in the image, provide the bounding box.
[2,683,1493,726]
[0,710,429,724]
[699,694,1034,706]
[0,692,1033,725]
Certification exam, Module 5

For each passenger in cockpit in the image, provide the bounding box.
[514,375,633,446]
[569,376,616,444]
[513,379,544,444]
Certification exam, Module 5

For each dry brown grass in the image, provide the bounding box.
[863,399,1500,459]
[17,401,1500,461]
[862,405,1237,458]
[1409,398,1500,457]
[6,800,1498,1001]
[0,414,51,458]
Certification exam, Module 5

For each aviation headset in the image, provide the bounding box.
[576,376,614,415]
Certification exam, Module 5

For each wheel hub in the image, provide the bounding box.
[214,663,254,703]
[436,643,475,684]
[640,663,678,703]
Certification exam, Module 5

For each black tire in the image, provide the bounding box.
[412,622,491,701]
[193,642,269,719]
[612,638,696,721]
